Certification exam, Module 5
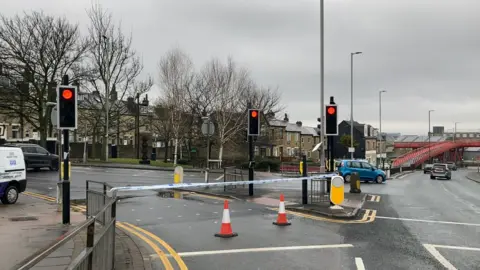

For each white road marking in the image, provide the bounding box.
[157,244,353,258]
[423,244,457,270]
[375,216,480,227]
[149,207,153,210]
[131,209,135,211]
[215,175,224,181]
[213,212,218,214]
[196,213,200,216]
[136,219,141,222]
[157,217,162,219]
[178,215,182,218]
[355,257,366,270]
[429,244,480,252]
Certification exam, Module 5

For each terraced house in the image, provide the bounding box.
[264,113,320,160]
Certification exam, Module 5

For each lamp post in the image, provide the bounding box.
[319,0,326,172]
[428,110,434,163]
[454,122,459,163]
[350,51,362,159]
[379,90,386,168]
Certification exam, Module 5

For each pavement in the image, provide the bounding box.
[465,170,480,183]
[0,194,85,270]
[1,194,152,270]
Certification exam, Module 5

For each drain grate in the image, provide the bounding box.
[9,216,38,222]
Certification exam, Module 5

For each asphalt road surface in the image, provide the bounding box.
[115,169,480,270]
[25,167,480,269]
[25,166,224,199]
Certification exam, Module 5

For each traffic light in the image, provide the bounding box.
[57,86,78,129]
[248,109,260,136]
[325,104,338,136]
[317,117,322,135]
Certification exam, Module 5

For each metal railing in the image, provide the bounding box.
[223,166,245,191]
[15,181,116,270]
[310,177,330,204]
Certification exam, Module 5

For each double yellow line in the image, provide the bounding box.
[23,191,188,270]
[267,207,377,224]
[117,222,188,270]
[369,195,381,202]
[23,191,86,212]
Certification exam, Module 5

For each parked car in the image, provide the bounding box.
[424,164,433,174]
[0,146,27,204]
[430,163,451,180]
[446,162,457,171]
[3,143,59,171]
[337,159,387,184]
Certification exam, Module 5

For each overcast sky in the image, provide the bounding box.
[3,0,480,135]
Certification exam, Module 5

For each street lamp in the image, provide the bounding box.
[379,90,386,168]
[428,109,434,163]
[350,51,362,159]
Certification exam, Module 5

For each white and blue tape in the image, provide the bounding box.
[108,173,339,195]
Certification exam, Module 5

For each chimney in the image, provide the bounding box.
[283,113,289,122]
[296,121,302,126]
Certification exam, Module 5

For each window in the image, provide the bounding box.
[307,151,311,158]
[35,147,49,155]
[361,162,372,169]
[287,133,291,142]
[22,147,36,153]
[350,161,362,168]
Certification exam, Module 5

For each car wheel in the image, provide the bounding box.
[376,175,383,184]
[1,185,19,204]
[344,175,351,183]
[49,161,59,171]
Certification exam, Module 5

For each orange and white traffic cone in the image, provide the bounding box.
[273,194,291,226]
[215,200,238,238]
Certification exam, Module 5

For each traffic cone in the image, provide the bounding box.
[273,194,291,226]
[215,200,238,238]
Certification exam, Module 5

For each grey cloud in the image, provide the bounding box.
[3,0,480,135]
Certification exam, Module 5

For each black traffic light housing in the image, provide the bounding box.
[325,104,338,136]
[57,86,78,129]
[248,109,260,136]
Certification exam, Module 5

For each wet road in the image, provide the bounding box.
[116,169,480,270]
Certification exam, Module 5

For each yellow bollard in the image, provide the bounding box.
[299,161,303,175]
[60,162,71,179]
[330,175,345,207]
[173,166,183,199]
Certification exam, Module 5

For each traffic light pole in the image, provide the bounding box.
[248,133,254,196]
[61,75,70,225]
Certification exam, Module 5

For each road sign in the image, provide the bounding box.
[51,106,57,127]
[330,176,345,205]
[201,122,215,136]
[348,147,355,153]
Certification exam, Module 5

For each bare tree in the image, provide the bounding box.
[205,57,253,164]
[157,48,193,165]
[241,85,284,115]
[0,11,89,146]
[83,5,151,160]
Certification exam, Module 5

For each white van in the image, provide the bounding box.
[0,147,26,204]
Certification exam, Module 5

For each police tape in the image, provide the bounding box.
[108,173,340,195]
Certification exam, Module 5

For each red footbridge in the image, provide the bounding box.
[392,135,480,168]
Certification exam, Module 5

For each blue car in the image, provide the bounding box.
[337,159,386,184]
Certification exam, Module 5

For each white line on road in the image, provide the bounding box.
[375,216,480,227]
[355,257,366,270]
[423,244,457,270]
[429,244,480,252]
[215,175,224,181]
[159,244,353,258]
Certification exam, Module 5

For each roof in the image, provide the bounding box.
[285,123,303,132]
[301,126,318,136]
[267,118,288,127]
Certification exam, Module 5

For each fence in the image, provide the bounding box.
[15,182,117,270]
[223,166,245,191]
[309,174,330,204]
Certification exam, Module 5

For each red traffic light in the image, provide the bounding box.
[62,89,73,100]
[327,106,336,115]
[251,110,258,118]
